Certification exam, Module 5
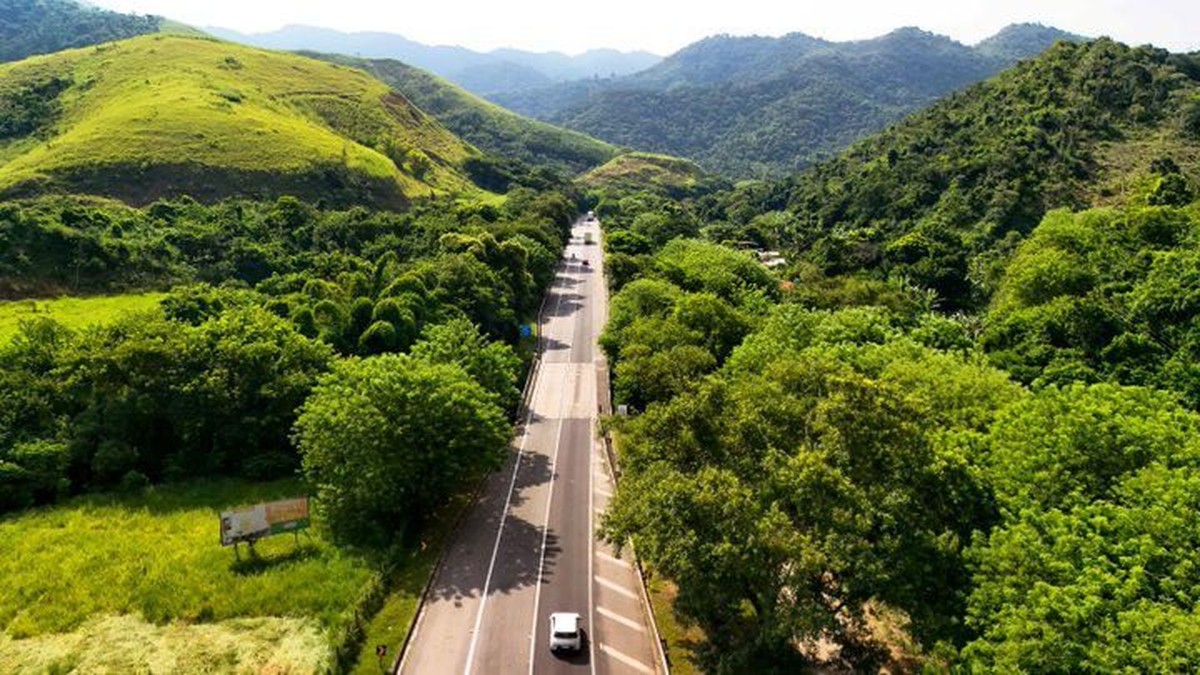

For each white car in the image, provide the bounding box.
[549,612,583,653]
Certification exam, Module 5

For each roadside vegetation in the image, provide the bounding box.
[590,41,1200,670]
[0,180,577,668]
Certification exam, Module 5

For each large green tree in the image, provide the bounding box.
[963,384,1200,670]
[294,354,510,546]
[604,307,1022,668]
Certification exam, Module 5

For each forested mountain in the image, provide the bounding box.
[0,34,488,206]
[587,35,1200,672]
[975,22,1083,63]
[703,38,1200,309]
[311,53,618,174]
[0,0,163,63]
[494,24,1084,176]
[208,25,661,97]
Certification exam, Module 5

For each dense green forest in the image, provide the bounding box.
[593,192,1200,672]
[0,0,162,63]
[495,24,1082,177]
[584,35,1200,672]
[0,188,575,545]
[700,39,1200,310]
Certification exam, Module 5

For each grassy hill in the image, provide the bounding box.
[580,152,728,198]
[311,53,618,174]
[0,0,162,64]
[0,34,482,206]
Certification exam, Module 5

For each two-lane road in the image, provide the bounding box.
[399,219,664,675]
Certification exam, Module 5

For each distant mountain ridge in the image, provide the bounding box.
[207,25,661,97]
[491,23,1087,177]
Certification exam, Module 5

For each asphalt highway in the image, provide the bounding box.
[398,218,664,675]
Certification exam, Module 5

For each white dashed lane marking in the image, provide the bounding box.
[595,575,638,600]
[597,606,645,633]
[599,643,654,674]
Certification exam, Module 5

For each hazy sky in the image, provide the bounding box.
[90,0,1199,55]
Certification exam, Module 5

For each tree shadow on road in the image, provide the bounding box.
[424,516,558,607]
[544,293,584,317]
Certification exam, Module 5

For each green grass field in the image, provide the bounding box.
[0,292,165,344]
[0,479,376,673]
[0,34,480,205]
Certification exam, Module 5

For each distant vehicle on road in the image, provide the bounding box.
[584,231,594,244]
[549,612,583,653]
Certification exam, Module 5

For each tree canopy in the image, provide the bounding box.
[294,354,510,546]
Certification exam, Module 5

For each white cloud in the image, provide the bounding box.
[90,0,1200,55]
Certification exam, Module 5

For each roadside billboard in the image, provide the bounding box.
[220,497,310,546]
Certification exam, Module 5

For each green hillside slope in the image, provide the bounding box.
[312,53,618,174]
[708,39,1200,308]
[0,0,162,64]
[581,152,728,198]
[0,34,481,206]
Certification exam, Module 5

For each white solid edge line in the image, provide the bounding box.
[595,575,639,600]
[462,255,569,675]
[599,643,655,674]
[597,605,646,633]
